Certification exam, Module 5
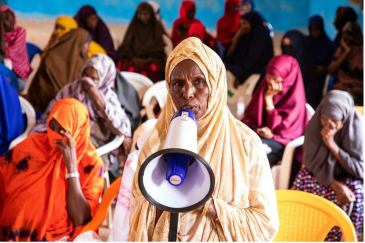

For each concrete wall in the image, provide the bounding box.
[3,0,363,38]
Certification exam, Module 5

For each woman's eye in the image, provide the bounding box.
[194,79,205,87]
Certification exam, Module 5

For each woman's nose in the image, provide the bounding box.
[182,85,194,100]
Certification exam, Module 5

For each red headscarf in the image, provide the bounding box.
[242,55,308,145]
[172,1,201,47]
[0,98,104,241]
[216,0,242,47]
[0,5,32,80]
[187,22,205,41]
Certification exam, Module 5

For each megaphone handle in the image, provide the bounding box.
[168,212,179,242]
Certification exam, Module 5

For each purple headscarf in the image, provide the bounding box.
[74,5,117,61]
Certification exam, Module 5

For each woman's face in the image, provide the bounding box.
[240,19,251,34]
[137,9,152,24]
[54,23,66,32]
[82,66,100,86]
[320,115,343,131]
[187,6,196,19]
[266,74,283,86]
[309,25,321,39]
[86,14,99,29]
[170,59,209,120]
[1,10,15,32]
[49,118,65,134]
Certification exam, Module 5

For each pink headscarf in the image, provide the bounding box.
[0,5,31,80]
[242,55,308,145]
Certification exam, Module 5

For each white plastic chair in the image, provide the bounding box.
[121,71,154,100]
[9,96,36,149]
[95,134,125,228]
[142,81,168,120]
[226,73,261,120]
[271,103,315,190]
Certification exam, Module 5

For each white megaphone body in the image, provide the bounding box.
[138,109,215,213]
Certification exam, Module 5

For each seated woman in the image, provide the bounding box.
[0,98,104,241]
[187,22,219,55]
[74,5,116,61]
[306,15,337,108]
[25,28,91,112]
[0,5,32,92]
[0,71,25,155]
[42,16,78,57]
[128,37,279,241]
[224,11,273,89]
[216,0,242,48]
[333,6,357,47]
[292,90,363,241]
[74,119,157,242]
[328,21,363,106]
[281,30,320,109]
[116,2,166,83]
[30,53,132,172]
[242,55,308,167]
[171,0,202,48]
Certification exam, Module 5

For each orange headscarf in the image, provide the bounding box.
[0,98,104,241]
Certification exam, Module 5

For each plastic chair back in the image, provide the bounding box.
[274,190,357,242]
[142,81,167,119]
[81,177,122,233]
[121,71,154,99]
[26,42,42,62]
[9,96,36,149]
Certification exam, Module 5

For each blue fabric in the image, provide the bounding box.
[0,71,25,155]
[0,63,19,91]
[242,0,255,10]
[26,42,42,62]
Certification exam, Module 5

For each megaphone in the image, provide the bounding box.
[138,109,215,241]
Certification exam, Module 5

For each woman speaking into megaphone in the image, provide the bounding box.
[129,37,279,241]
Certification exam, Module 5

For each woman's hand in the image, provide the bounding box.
[55,130,77,172]
[330,180,356,206]
[321,120,339,151]
[265,80,282,98]
[256,127,273,139]
[340,36,351,53]
[314,65,326,75]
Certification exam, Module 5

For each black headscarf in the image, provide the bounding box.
[117,2,166,66]
[307,15,336,67]
[224,11,273,84]
[334,6,357,46]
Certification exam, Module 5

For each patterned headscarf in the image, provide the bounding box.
[30,53,131,139]
[0,5,32,80]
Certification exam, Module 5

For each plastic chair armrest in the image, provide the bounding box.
[276,136,304,189]
[96,135,125,156]
[81,177,122,233]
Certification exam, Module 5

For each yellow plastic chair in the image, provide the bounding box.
[81,177,122,233]
[354,106,364,115]
[274,190,357,242]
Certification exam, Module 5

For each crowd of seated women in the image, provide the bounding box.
[0,0,363,241]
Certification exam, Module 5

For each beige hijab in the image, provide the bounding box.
[128,37,279,241]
